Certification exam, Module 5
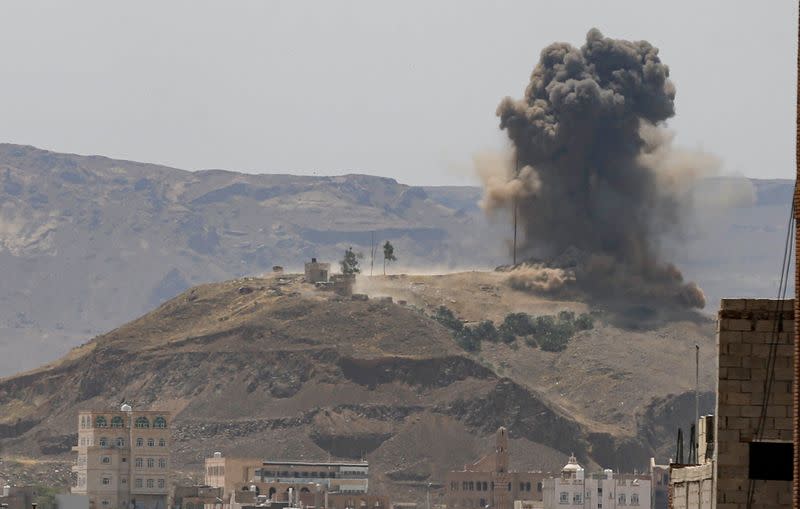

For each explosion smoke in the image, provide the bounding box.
[487,28,707,309]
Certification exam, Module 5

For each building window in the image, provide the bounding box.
[559,492,568,504]
[147,479,154,488]
[468,482,474,491]
[154,416,167,428]
[135,479,143,488]
[136,438,144,447]
[111,416,124,428]
[159,458,167,469]
[102,501,109,507]
[102,477,111,485]
[618,494,626,505]
[631,494,639,506]
[116,437,125,447]
[99,437,108,448]
[135,417,150,428]
[122,478,127,484]
[572,493,582,504]
[147,458,155,468]
[482,482,488,491]
[101,456,111,464]
[159,439,166,447]
[95,416,108,428]
[148,438,155,447]
[135,458,143,468]
[158,479,165,489]
[526,482,531,492]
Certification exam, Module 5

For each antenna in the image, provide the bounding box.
[675,428,684,464]
[695,344,700,461]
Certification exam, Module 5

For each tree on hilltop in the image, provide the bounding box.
[383,240,397,275]
[341,247,362,275]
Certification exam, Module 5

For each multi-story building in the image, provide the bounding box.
[72,404,171,509]
[444,427,547,509]
[542,456,650,509]
[204,453,262,502]
[255,461,370,494]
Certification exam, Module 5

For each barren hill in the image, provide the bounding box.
[0,272,715,502]
[0,143,792,377]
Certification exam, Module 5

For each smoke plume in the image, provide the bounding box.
[486,28,708,309]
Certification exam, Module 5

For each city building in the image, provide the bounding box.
[444,427,547,509]
[305,258,331,283]
[255,461,370,493]
[232,482,387,509]
[172,485,223,509]
[541,456,650,509]
[204,453,262,502]
[648,458,670,509]
[668,298,794,509]
[72,404,171,509]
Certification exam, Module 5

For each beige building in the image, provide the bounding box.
[204,453,262,502]
[669,298,794,509]
[255,461,370,494]
[541,456,650,509]
[305,258,331,283]
[72,405,171,509]
[444,427,547,509]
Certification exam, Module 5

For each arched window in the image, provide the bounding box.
[147,458,155,468]
[159,439,166,447]
[116,437,125,447]
[135,458,143,468]
[135,417,150,428]
[153,416,167,429]
[136,438,144,447]
[111,416,124,428]
[159,458,167,469]
[148,438,155,447]
[99,437,108,447]
[95,416,108,428]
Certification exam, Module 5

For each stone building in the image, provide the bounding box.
[204,453,262,502]
[668,298,794,509]
[72,405,171,509]
[444,427,547,509]
[305,258,331,283]
[255,461,369,494]
[541,456,650,509]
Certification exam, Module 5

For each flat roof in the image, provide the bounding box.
[260,461,368,468]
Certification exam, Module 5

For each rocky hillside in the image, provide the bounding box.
[0,143,792,377]
[0,273,715,502]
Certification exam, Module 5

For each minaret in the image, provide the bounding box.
[495,427,509,474]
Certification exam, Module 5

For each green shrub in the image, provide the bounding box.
[434,305,463,332]
[502,312,535,336]
[455,327,481,352]
[575,313,595,331]
[498,323,517,344]
[473,320,499,342]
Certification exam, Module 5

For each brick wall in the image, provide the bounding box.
[716,298,794,509]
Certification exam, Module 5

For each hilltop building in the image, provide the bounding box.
[305,258,331,283]
[72,405,171,509]
[444,427,547,509]
[541,456,650,509]
[668,298,794,509]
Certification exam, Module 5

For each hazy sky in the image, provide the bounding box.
[0,1,796,186]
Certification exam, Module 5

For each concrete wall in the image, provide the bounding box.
[715,298,794,509]
[670,463,713,509]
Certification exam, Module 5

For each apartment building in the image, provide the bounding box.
[541,456,650,509]
[72,404,171,509]
[255,461,370,493]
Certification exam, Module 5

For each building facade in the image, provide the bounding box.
[444,427,547,509]
[204,453,262,502]
[72,405,171,509]
[305,258,331,283]
[255,461,369,494]
[668,298,794,509]
[541,456,650,509]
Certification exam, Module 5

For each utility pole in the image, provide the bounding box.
[695,344,700,463]
[370,231,375,277]
[512,151,519,266]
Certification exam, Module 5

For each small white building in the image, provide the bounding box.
[542,455,650,509]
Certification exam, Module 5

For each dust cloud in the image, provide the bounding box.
[482,28,717,309]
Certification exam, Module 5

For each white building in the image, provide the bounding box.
[542,455,650,509]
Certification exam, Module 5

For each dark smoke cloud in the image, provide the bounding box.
[488,28,706,309]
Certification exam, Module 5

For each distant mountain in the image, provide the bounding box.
[0,144,793,376]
